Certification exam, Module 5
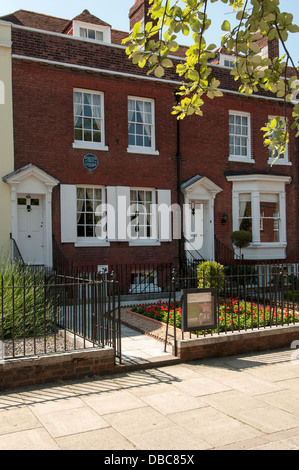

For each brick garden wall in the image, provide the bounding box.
[176,325,299,362]
[0,347,115,391]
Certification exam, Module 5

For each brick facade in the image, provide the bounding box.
[2,1,298,271]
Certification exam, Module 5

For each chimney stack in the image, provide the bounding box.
[257,35,280,61]
[129,0,151,31]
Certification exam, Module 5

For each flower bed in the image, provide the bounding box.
[129,297,299,334]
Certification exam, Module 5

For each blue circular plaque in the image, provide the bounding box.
[83,154,99,171]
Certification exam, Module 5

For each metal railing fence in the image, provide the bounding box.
[0,269,121,361]
[167,262,299,339]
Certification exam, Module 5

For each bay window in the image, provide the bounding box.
[227,175,291,260]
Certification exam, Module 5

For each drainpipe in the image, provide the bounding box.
[175,90,184,272]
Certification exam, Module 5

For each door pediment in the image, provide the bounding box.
[181,175,222,199]
[3,163,59,193]
[3,164,59,267]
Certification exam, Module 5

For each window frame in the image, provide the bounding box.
[73,20,111,44]
[75,185,109,247]
[267,115,291,166]
[128,187,158,243]
[220,53,236,68]
[127,96,159,155]
[229,111,253,163]
[72,88,108,151]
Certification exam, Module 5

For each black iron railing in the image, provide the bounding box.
[0,268,121,361]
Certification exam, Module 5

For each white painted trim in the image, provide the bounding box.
[229,110,252,162]
[11,55,286,103]
[267,115,291,166]
[12,54,181,85]
[226,174,291,260]
[9,24,290,104]
[73,88,108,150]
[4,164,59,267]
[128,96,158,155]
[12,23,117,48]
[72,142,109,151]
[127,148,159,156]
[73,20,111,44]
[0,40,12,48]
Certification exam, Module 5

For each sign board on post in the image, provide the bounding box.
[181,288,217,332]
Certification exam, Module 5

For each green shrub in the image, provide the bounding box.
[0,260,54,339]
[284,291,299,302]
[231,230,252,248]
[197,261,225,293]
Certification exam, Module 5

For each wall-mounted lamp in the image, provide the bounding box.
[26,195,32,212]
[221,213,228,225]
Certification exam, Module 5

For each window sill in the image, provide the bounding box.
[73,142,109,151]
[236,243,287,260]
[75,240,110,247]
[127,147,159,156]
[129,240,161,247]
[267,159,292,166]
[229,156,255,164]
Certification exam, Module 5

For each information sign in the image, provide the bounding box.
[181,288,217,332]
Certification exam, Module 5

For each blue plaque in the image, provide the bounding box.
[83,154,99,170]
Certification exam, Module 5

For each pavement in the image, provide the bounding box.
[0,326,299,451]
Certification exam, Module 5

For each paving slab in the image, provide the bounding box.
[0,346,299,450]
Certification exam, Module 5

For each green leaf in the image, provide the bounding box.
[154,65,165,78]
[221,20,231,32]
[161,58,173,68]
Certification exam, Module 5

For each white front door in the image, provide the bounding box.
[185,200,211,260]
[17,195,44,265]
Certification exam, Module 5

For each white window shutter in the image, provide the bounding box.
[60,184,77,243]
[157,189,172,242]
[106,186,117,242]
[117,186,130,241]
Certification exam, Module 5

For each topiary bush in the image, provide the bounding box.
[197,261,225,293]
[230,230,252,249]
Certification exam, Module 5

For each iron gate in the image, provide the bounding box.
[53,271,122,362]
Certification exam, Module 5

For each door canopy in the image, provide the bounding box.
[3,163,59,194]
[181,175,222,199]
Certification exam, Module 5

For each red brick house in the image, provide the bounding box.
[1,1,298,289]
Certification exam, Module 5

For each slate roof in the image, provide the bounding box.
[0,9,71,33]
[0,9,111,33]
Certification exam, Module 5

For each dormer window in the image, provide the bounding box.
[220,53,236,68]
[73,20,111,43]
[79,27,103,42]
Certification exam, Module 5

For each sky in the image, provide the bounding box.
[1,0,298,63]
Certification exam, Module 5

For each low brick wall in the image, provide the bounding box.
[0,347,115,391]
[176,325,299,361]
